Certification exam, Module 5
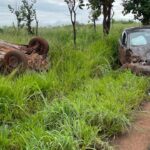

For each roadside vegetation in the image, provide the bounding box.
[0,23,149,150]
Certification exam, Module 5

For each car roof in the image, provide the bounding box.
[124,26,150,34]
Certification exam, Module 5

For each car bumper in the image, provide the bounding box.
[123,63,150,75]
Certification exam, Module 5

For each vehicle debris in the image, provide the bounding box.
[0,37,49,74]
[119,26,150,75]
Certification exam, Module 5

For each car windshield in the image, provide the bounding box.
[129,29,150,46]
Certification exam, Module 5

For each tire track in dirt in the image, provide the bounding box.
[113,102,150,150]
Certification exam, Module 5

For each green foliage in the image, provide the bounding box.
[87,0,115,35]
[64,0,84,9]
[8,0,37,34]
[0,23,149,149]
[64,0,85,47]
[8,4,24,29]
[21,0,37,34]
[89,9,101,22]
[123,0,150,25]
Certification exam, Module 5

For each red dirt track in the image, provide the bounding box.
[113,102,150,150]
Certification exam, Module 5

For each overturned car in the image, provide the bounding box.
[0,37,49,74]
[119,26,150,75]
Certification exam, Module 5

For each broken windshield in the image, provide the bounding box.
[129,29,150,46]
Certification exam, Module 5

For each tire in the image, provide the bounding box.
[28,37,49,57]
[4,50,27,73]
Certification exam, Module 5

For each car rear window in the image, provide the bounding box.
[129,29,150,46]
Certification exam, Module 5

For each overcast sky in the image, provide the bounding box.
[0,0,134,27]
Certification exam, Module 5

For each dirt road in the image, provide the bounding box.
[113,102,150,150]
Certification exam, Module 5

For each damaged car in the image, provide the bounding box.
[0,37,49,74]
[119,26,150,75]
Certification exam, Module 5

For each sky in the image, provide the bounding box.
[0,0,134,27]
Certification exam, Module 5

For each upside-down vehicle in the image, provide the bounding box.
[0,37,49,74]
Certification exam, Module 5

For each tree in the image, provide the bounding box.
[102,0,114,35]
[8,0,38,34]
[8,4,24,30]
[34,10,39,35]
[87,0,101,32]
[64,0,84,47]
[89,10,100,31]
[21,0,38,34]
[88,0,115,35]
[122,0,150,25]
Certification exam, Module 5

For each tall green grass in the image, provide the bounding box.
[0,23,149,150]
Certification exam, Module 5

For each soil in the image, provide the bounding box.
[112,102,150,150]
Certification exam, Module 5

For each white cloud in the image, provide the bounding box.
[41,0,65,6]
[0,0,134,27]
[113,0,134,20]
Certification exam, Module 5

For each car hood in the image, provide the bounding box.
[124,45,150,75]
[130,45,150,60]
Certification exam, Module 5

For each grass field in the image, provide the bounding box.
[0,23,149,150]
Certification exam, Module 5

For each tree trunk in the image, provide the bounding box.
[35,14,39,36]
[68,0,77,48]
[71,9,77,48]
[35,20,38,36]
[17,16,21,31]
[72,22,76,47]
[103,5,108,35]
[27,20,33,34]
[93,19,96,32]
[27,15,33,35]
[103,2,112,36]
[26,8,33,35]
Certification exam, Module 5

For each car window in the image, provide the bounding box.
[129,29,150,46]
[131,35,147,46]
[122,32,127,46]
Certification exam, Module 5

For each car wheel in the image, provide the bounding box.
[4,50,27,73]
[28,37,49,57]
